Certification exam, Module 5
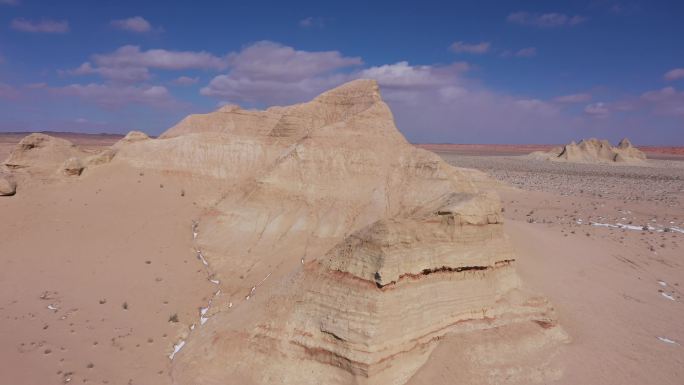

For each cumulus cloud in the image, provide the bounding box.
[641,87,684,116]
[69,62,151,83]
[173,76,199,86]
[92,45,226,71]
[554,93,592,103]
[664,68,684,81]
[55,83,176,109]
[201,41,362,104]
[449,41,491,54]
[111,16,158,33]
[68,45,227,82]
[507,12,587,27]
[10,18,69,33]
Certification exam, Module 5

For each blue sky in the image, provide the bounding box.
[0,0,683,144]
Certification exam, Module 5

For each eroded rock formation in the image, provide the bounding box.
[103,80,567,384]
[529,137,646,164]
[0,172,16,196]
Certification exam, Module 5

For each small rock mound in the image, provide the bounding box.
[3,133,88,174]
[62,157,84,176]
[115,131,150,146]
[529,137,646,164]
[0,173,16,196]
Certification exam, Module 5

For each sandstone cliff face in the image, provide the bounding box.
[103,80,566,384]
[529,137,646,164]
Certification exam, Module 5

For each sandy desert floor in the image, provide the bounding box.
[1,134,683,384]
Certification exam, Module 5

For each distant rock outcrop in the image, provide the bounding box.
[3,133,89,175]
[113,130,150,148]
[528,138,646,164]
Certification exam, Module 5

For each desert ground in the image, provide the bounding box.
[1,82,682,385]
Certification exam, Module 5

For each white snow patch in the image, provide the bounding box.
[192,221,199,240]
[209,279,220,285]
[196,249,208,266]
[661,292,675,301]
[169,340,186,360]
[667,226,684,234]
[658,280,667,287]
[47,304,58,310]
[657,337,678,345]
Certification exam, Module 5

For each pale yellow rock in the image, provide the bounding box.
[62,157,84,176]
[108,80,568,385]
[529,137,646,164]
[3,133,89,176]
[0,172,16,196]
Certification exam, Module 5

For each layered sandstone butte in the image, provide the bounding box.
[529,137,647,164]
[106,80,566,384]
[2,80,566,384]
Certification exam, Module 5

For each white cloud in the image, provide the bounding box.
[111,16,157,33]
[358,61,469,89]
[507,12,586,27]
[173,76,199,86]
[68,45,227,83]
[201,41,362,104]
[554,93,592,103]
[69,62,151,83]
[641,87,684,116]
[55,83,176,108]
[92,45,226,71]
[449,41,491,54]
[664,68,684,81]
[10,18,69,33]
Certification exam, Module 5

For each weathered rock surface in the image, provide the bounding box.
[62,157,84,176]
[109,79,566,385]
[528,138,647,164]
[0,172,16,196]
[3,133,89,175]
